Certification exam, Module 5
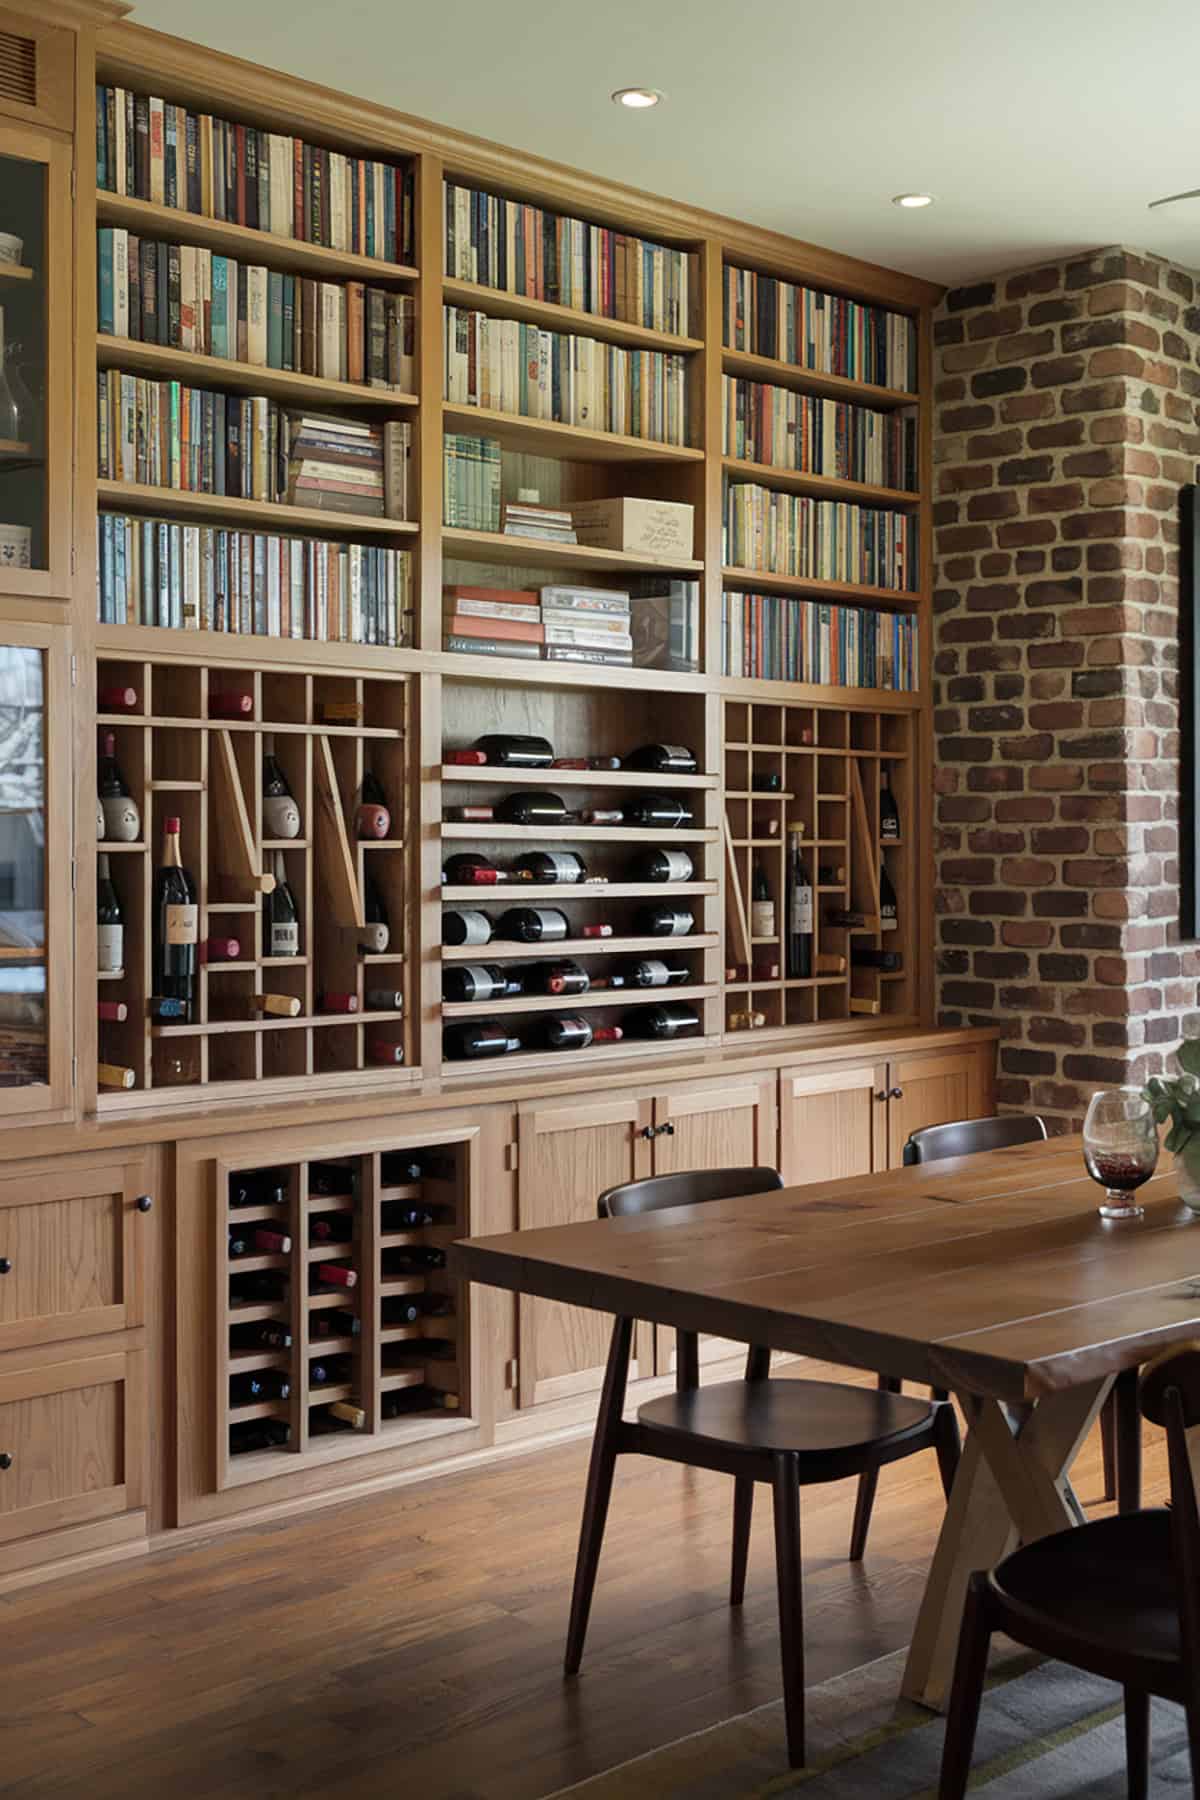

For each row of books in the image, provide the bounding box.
[721,589,919,691]
[97,512,411,643]
[96,376,412,519]
[444,181,693,336]
[723,266,917,393]
[443,433,501,534]
[96,85,415,263]
[445,584,634,666]
[722,377,918,491]
[723,484,918,592]
[97,226,416,388]
[444,307,689,446]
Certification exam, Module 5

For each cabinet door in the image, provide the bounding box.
[0,1157,148,1351]
[0,1350,144,1549]
[652,1072,777,1370]
[516,1092,652,1407]
[886,1048,989,1167]
[779,1061,889,1187]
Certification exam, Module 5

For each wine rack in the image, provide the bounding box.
[95,653,413,1104]
[723,698,916,1036]
[218,1141,468,1488]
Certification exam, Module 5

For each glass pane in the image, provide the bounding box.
[0,648,46,1086]
[0,153,47,573]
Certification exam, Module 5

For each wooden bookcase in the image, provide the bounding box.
[73,19,936,1112]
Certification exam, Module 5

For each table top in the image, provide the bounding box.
[451,1136,1200,1401]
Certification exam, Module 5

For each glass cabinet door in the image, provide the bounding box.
[0,123,71,599]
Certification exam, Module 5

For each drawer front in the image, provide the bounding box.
[0,1160,148,1350]
[0,1353,143,1547]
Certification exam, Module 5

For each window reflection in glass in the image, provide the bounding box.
[0,646,45,1085]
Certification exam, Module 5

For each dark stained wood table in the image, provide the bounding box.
[452,1134,1200,1707]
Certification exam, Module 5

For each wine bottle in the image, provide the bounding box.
[227,1230,249,1258]
[621,959,689,988]
[97,683,139,713]
[381,1202,439,1230]
[153,816,198,1021]
[261,735,300,838]
[814,952,848,975]
[442,908,493,947]
[580,922,613,938]
[511,851,586,884]
[443,1023,521,1060]
[495,791,568,825]
[309,1162,355,1196]
[817,865,847,886]
[200,935,242,963]
[380,1152,426,1184]
[382,1386,461,1418]
[625,793,694,829]
[880,763,901,842]
[230,1371,291,1406]
[327,1401,367,1430]
[310,1215,353,1244]
[381,1245,447,1275]
[381,1295,422,1326]
[97,797,105,839]
[359,877,390,953]
[310,1310,360,1339]
[98,732,140,842]
[786,825,813,979]
[97,1062,136,1089]
[465,734,554,768]
[254,993,302,1018]
[229,1271,288,1305]
[628,849,693,884]
[852,947,902,971]
[229,1419,291,1453]
[252,1226,291,1254]
[442,852,507,886]
[625,1003,700,1040]
[365,988,405,1011]
[542,1015,593,1051]
[208,690,254,719]
[368,1038,405,1065]
[264,851,300,957]
[443,964,523,1003]
[229,1320,292,1352]
[320,992,359,1014]
[626,744,698,773]
[728,1009,767,1030]
[309,1355,353,1385]
[633,904,695,937]
[317,699,361,725]
[578,807,624,826]
[98,999,128,1023]
[97,853,124,975]
[495,907,569,943]
[444,805,496,824]
[356,767,391,840]
[826,907,866,928]
[525,960,589,997]
[229,1170,287,1208]
[313,1263,358,1290]
[752,771,782,792]
[751,863,775,938]
[880,862,899,933]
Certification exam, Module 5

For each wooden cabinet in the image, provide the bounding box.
[885,1048,990,1166]
[0,1349,143,1551]
[0,1156,146,1349]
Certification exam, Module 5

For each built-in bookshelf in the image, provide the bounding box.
[83,30,934,1106]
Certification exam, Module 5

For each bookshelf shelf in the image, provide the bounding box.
[441,526,702,576]
[96,479,420,540]
[721,566,921,608]
[96,333,419,412]
[441,933,719,962]
[440,765,715,790]
[721,457,921,511]
[96,192,421,286]
[441,402,703,465]
[713,674,922,711]
[442,277,704,355]
[439,650,706,694]
[721,347,916,410]
[0,262,33,282]
[96,622,423,674]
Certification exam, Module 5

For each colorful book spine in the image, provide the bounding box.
[442,434,502,533]
[721,376,918,491]
[722,483,917,592]
[720,588,918,691]
[722,265,917,392]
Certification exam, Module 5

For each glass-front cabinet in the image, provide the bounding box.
[0,122,72,600]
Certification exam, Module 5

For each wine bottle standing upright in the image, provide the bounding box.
[153,817,198,1020]
[97,854,124,975]
[880,861,899,933]
[262,736,301,838]
[359,877,390,953]
[357,768,391,839]
[786,825,813,979]
[98,731,140,841]
[879,763,901,843]
[264,851,300,956]
[751,862,775,938]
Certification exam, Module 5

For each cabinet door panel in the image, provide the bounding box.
[0,1351,143,1546]
[516,1094,652,1406]
[0,1159,147,1350]
[780,1063,888,1187]
[887,1050,985,1167]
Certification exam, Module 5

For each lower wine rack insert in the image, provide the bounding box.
[218,1141,468,1488]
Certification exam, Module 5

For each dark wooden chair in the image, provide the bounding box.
[939,1341,1200,1800]
[564,1166,961,1769]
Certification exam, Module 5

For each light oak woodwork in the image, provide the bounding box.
[779,1060,887,1186]
[95,332,420,412]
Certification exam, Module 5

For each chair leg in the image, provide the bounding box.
[771,1452,806,1769]
[848,1375,900,1563]
[1123,1687,1149,1800]
[564,1316,633,1677]
[1114,1368,1142,1514]
[730,1476,754,1606]
[933,1396,962,1503]
[1100,1392,1117,1502]
[937,1570,993,1800]
[676,1328,700,1393]
[1185,1699,1200,1800]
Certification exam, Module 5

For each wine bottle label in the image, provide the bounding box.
[269,921,300,956]
[357,922,390,953]
[751,901,775,937]
[101,794,141,842]
[642,960,671,986]
[660,745,691,760]
[881,818,900,840]
[790,885,813,935]
[532,910,564,932]
[459,963,499,998]
[537,853,582,882]
[657,852,693,882]
[448,911,491,945]
[97,923,123,972]
[881,906,898,932]
[165,903,198,946]
[263,795,301,838]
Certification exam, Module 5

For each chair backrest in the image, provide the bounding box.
[1139,1344,1200,1668]
[902,1113,1048,1167]
[598,1166,783,1218]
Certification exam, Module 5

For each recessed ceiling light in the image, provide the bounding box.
[892,192,934,209]
[612,87,664,109]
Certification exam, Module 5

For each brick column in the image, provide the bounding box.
[933,247,1200,1129]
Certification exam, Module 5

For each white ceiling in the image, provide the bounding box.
[129,0,1200,288]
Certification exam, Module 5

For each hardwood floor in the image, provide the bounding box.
[2,1373,1166,1799]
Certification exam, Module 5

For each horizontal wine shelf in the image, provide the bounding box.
[441,402,704,465]
[440,823,717,844]
[720,347,917,410]
[441,765,716,790]
[441,881,716,901]
[441,526,702,576]
[97,332,420,411]
[441,1031,719,1079]
[441,982,715,1020]
[97,478,420,539]
[721,456,921,511]
[99,712,404,739]
[442,933,718,961]
[441,277,705,354]
[153,1009,407,1037]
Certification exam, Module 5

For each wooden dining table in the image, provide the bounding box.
[451,1133,1200,1709]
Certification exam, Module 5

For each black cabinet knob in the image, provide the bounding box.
[875,1090,888,1102]
[136,1195,153,1214]
[889,1087,904,1100]
[0,1257,11,1274]
[0,1453,13,1470]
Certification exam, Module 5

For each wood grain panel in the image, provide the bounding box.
[886,1050,978,1167]
[780,1062,886,1186]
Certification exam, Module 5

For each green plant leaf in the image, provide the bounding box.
[1165,1122,1190,1155]
[1179,1038,1200,1077]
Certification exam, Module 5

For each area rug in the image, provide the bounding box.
[550,1647,1193,1796]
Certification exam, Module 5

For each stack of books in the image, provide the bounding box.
[443,434,501,533]
[723,483,917,592]
[286,414,384,517]
[541,587,632,667]
[443,584,542,659]
[723,265,916,392]
[441,582,634,666]
[501,500,576,543]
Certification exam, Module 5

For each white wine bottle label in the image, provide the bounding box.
[541,853,582,882]
[450,911,491,946]
[269,922,300,956]
[460,963,499,997]
[263,795,301,838]
[660,745,691,759]
[751,901,775,937]
[881,818,900,841]
[642,960,670,986]
[532,910,563,931]
[790,886,813,935]
[101,794,141,842]
[165,903,198,946]
[659,852,693,882]
[881,906,898,932]
[97,923,123,972]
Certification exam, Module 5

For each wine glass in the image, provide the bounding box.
[1083,1087,1159,1220]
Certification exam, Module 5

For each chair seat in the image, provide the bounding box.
[994,1509,1180,1670]
[636,1377,937,1468]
